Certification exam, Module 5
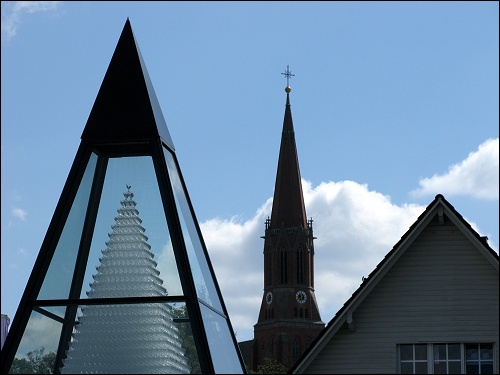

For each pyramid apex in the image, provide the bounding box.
[81,20,174,149]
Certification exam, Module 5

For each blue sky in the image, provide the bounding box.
[1,1,498,343]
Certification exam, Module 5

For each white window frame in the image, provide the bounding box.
[433,343,462,374]
[399,344,428,374]
[398,343,495,374]
[465,343,495,374]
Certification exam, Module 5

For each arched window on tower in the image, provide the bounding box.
[267,247,272,285]
[297,246,304,284]
[292,338,300,365]
[280,247,287,283]
[305,338,311,349]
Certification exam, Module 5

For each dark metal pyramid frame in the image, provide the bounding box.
[0,19,245,374]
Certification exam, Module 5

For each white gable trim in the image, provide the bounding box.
[438,198,499,270]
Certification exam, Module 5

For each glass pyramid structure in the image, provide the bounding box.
[1,19,245,374]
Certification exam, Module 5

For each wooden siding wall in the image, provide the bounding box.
[304,215,499,374]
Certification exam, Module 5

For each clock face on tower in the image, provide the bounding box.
[266,291,273,305]
[296,290,307,304]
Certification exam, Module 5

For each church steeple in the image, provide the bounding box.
[252,69,324,371]
[269,84,307,230]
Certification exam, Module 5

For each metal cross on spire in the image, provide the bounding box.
[281,65,295,87]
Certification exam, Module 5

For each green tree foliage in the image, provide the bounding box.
[172,304,202,374]
[252,358,289,374]
[9,347,56,374]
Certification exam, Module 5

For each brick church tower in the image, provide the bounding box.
[251,69,325,371]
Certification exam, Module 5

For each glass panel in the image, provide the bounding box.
[480,344,493,360]
[400,344,414,361]
[163,148,222,311]
[172,303,201,374]
[449,361,461,374]
[37,153,98,300]
[434,361,446,374]
[481,363,493,374]
[466,364,479,374]
[10,310,62,374]
[434,344,446,361]
[60,302,195,374]
[401,362,414,374]
[415,362,428,374]
[448,344,461,360]
[80,156,184,300]
[433,343,462,374]
[466,344,479,360]
[32,305,66,318]
[199,303,243,374]
[415,344,427,360]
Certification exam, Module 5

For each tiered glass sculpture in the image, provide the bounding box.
[61,186,190,374]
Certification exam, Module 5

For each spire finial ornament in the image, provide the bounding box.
[282,65,294,93]
[124,184,134,200]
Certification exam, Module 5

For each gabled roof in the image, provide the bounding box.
[290,194,499,374]
[82,19,174,149]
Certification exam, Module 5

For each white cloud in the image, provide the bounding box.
[201,179,425,342]
[11,207,27,220]
[411,138,499,200]
[17,313,61,358]
[1,1,61,40]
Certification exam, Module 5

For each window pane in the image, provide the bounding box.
[466,363,479,374]
[480,345,493,360]
[164,148,223,311]
[481,363,494,374]
[80,156,184,300]
[449,361,461,374]
[199,303,243,373]
[415,362,428,374]
[434,361,446,374]
[448,344,461,360]
[466,344,479,360]
[11,310,62,372]
[400,345,414,360]
[38,152,98,300]
[415,344,427,360]
[434,344,446,361]
[401,362,414,374]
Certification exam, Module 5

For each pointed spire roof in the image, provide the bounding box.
[269,87,308,229]
[82,19,174,149]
